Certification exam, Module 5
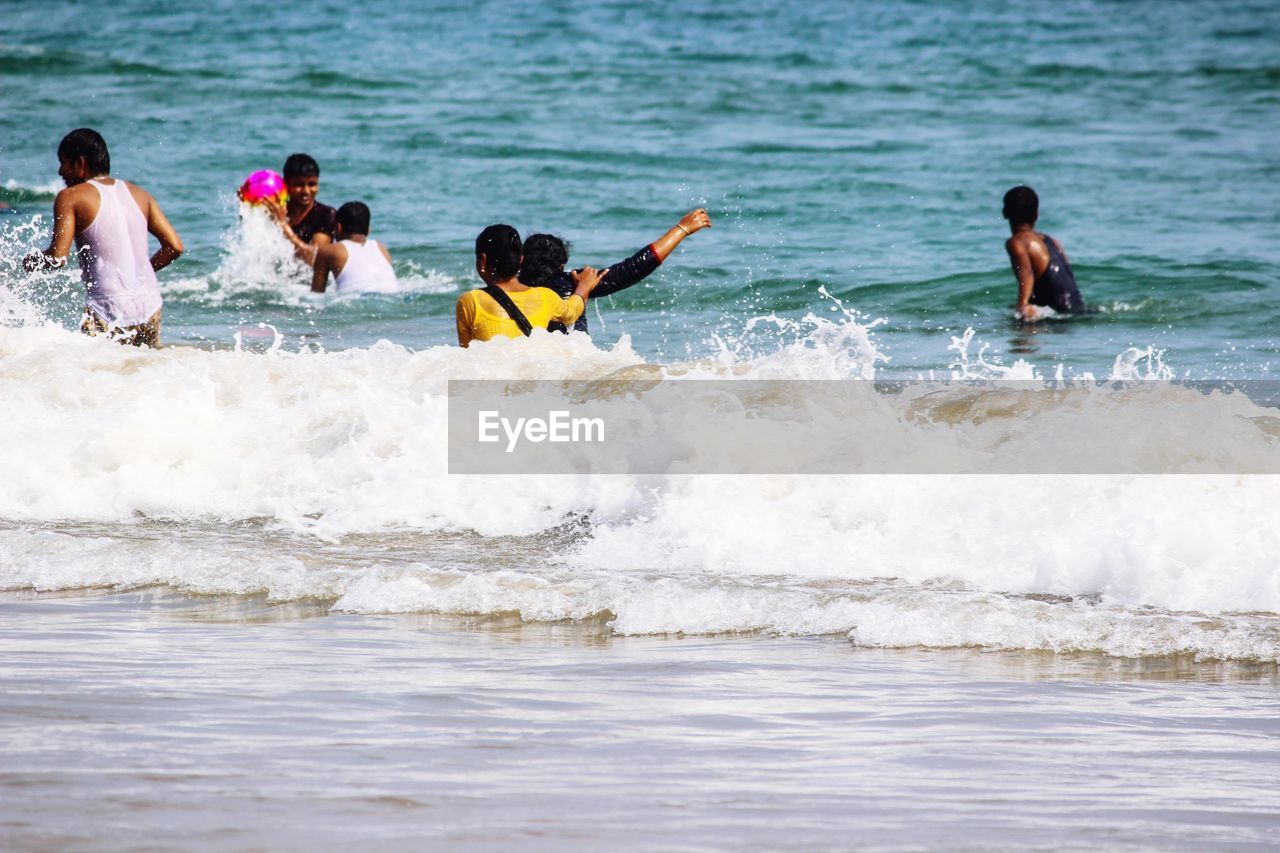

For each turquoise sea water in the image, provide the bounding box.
[3,0,1278,375]
[5,6,1280,847]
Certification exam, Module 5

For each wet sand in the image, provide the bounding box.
[2,589,1278,851]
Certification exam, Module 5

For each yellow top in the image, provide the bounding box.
[455,287,585,347]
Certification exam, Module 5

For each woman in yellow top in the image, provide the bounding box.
[456,224,604,347]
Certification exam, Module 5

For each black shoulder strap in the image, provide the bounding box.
[1040,233,1060,260]
[483,285,533,337]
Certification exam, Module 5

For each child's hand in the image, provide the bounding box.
[678,208,711,235]
[22,251,64,273]
[572,266,607,293]
[261,197,287,225]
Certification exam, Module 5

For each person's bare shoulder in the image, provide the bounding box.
[316,241,349,274]
[1008,230,1049,259]
[56,182,96,207]
[56,182,101,225]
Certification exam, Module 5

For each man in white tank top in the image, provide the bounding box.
[23,128,184,347]
[311,201,399,294]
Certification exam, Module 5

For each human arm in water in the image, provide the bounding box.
[311,243,339,293]
[455,293,476,347]
[136,184,184,272]
[1005,234,1041,322]
[593,208,713,298]
[22,186,79,272]
[262,196,331,267]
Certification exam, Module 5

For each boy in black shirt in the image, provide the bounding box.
[265,152,336,267]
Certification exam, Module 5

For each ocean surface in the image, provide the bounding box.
[2,0,1280,848]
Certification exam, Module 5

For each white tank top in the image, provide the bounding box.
[75,179,163,327]
[334,239,398,294]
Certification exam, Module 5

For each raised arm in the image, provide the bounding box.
[650,208,711,262]
[22,188,78,272]
[263,197,325,267]
[593,208,713,299]
[1006,236,1040,321]
[140,187,184,272]
[592,245,658,299]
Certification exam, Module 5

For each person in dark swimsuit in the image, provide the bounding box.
[263,152,337,267]
[519,208,712,333]
[1002,186,1084,320]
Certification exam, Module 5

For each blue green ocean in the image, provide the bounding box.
[4,0,1278,374]
[3,2,1280,849]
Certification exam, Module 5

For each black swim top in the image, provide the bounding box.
[292,202,337,244]
[1031,233,1084,314]
[543,244,662,334]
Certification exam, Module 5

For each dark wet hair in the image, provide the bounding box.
[336,201,370,235]
[1002,185,1039,224]
[519,233,570,287]
[58,128,110,175]
[475,224,522,278]
[283,153,320,180]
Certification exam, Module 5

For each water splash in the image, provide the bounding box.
[705,285,888,379]
[163,202,312,307]
[0,215,82,329]
[947,328,1038,379]
[395,259,459,295]
[233,323,285,353]
[1111,346,1174,380]
[164,202,458,308]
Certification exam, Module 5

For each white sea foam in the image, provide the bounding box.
[2,177,62,198]
[3,522,1276,662]
[157,203,311,306]
[0,295,1277,661]
[395,259,460,295]
[162,204,459,306]
[0,216,82,328]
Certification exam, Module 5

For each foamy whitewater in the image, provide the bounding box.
[2,215,1277,663]
[5,4,1280,846]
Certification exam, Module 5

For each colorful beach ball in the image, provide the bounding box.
[238,170,287,205]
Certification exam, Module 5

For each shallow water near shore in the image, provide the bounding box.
[3,588,1278,851]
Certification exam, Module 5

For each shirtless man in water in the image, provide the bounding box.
[23,128,184,346]
[1003,185,1084,321]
